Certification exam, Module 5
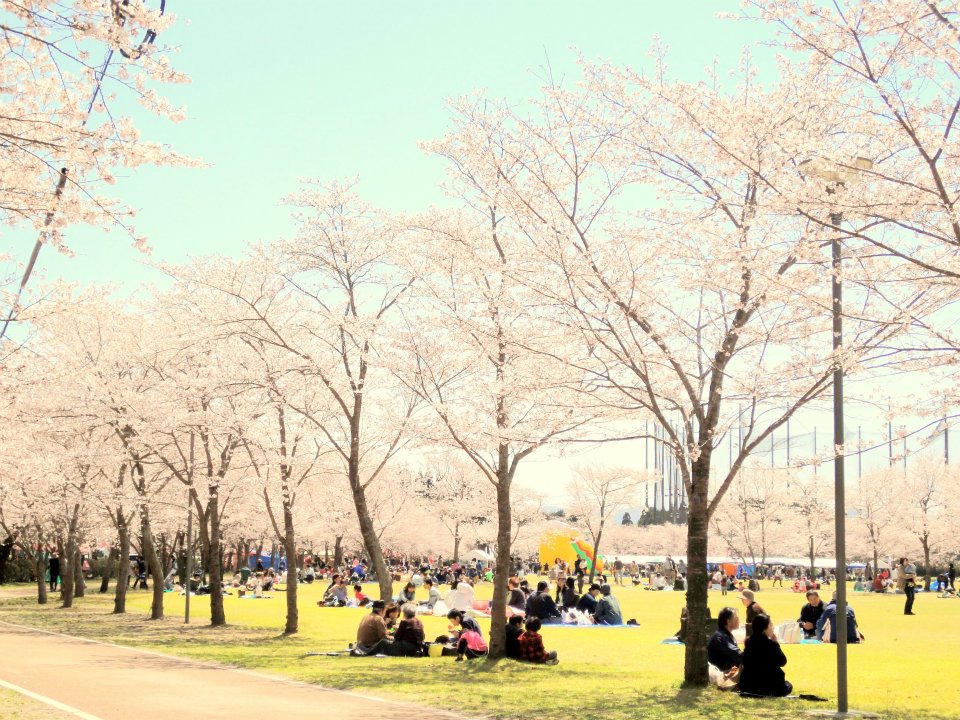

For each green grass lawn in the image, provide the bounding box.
[1,580,957,720]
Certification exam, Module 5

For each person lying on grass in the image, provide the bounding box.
[518,617,559,665]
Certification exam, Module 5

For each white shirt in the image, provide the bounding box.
[445,583,476,611]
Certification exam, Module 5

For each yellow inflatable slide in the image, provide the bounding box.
[538,526,605,572]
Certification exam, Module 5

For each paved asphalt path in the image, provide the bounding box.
[0,621,464,720]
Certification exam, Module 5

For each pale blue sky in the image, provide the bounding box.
[16,1,937,501]
[28,0,773,288]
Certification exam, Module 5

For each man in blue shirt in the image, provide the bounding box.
[816,591,861,643]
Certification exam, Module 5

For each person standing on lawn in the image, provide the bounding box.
[900,557,918,615]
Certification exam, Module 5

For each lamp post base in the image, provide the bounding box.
[808,710,880,719]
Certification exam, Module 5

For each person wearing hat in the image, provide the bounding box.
[797,589,824,639]
[592,584,623,625]
[738,589,767,639]
[352,600,388,655]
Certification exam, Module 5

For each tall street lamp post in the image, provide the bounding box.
[800,155,873,717]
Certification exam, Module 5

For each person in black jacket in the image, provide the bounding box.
[560,576,579,610]
[707,607,743,672]
[739,614,793,697]
[797,589,824,639]
[525,581,562,623]
[576,583,600,614]
[505,614,524,659]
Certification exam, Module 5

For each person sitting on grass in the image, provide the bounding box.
[505,614,525,659]
[816,591,862,644]
[384,603,401,632]
[507,577,526,612]
[447,609,487,661]
[391,603,426,655]
[320,578,347,607]
[364,603,426,657]
[707,607,743,689]
[447,609,482,639]
[421,578,442,610]
[576,583,601,614]
[397,581,417,605]
[445,579,476,612]
[322,572,341,599]
[798,590,824,639]
[353,583,370,607]
[592,584,623,625]
[738,590,767,639]
[518,617,559,665]
[262,569,275,592]
[352,600,388,656]
[560,576,579,610]
[739,614,792,697]
[525,580,562,623]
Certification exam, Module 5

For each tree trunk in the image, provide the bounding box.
[350,479,392,601]
[809,537,816,579]
[35,557,47,605]
[922,538,931,591]
[0,537,13,584]
[487,473,512,659]
[333,536,343,569]
[114,517,131,614]
[99,546,118,594]
[682,461,711,687]
[206,487,226,626]
[453,531,461,564]
[589,524,605,584]
[60,534,75,609]
[139,505,165,620]
[282,503,298,635]
[73,548,84,598]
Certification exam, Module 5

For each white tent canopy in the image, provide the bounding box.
[462,548,494,563]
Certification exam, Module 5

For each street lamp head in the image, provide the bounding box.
[799,155,875,185]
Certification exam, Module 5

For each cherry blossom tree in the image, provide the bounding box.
[711,466,791,569]
[787,471,835,578]
[751,1,960,286]
[429,57,944,682]
[414,457,493,562]
[899,456,958,588]
[565,465,645,582]
[850,468,907,576]
[391,196,594,658]
[0,0,193,340]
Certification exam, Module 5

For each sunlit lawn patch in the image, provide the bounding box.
[1,580,956,719]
